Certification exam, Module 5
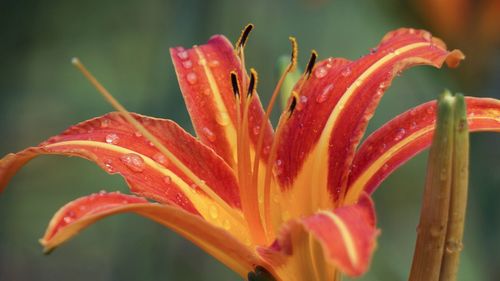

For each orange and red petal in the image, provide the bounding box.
[259,195,378,279]
[0,113,240,213]
[170,35,273,168]
[346,97,500,202]
[41,192,261,277]
[275,28,464,203]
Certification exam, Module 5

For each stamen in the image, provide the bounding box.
[288,36,298,72]
[247,68,258,97]
[253,37,300,239]
[235,23,254,51]
[71,58,242,223]
[232,69,266,244]
[305,50,318,78]
[287,94,298,116]
[230,71,241,98]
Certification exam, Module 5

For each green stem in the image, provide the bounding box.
[439,94,468,280]
[409,91,456,281]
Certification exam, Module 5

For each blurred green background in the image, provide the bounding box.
[0,0,499,280]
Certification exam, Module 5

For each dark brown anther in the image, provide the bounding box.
[247,68,258,97]
[230,71,241,98]
[305,50,318,78]
[236,23,254,50]
[287,95,297,116]
[288,36,298,72]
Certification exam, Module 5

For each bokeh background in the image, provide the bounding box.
[1,0,499,280]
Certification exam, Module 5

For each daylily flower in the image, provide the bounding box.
[1,27,499,281]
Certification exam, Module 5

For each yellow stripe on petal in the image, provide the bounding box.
[193,46,238,164]
[319,211,359,267]
[45,141,251,244]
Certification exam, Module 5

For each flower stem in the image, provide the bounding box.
[439,94,468,280]
[409,90,469,281]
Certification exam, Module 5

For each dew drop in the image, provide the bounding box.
[163,176,172,185]
[341,67,352,77]
[445,240,463,253]
[253,125,261,135]
[202,127,216,142]
[186,72,197,84]
[314,66,328,78]
[105,133,120,144]
[410,121,417,129]
[120,153,145,172]
[215,112,230,126]
[100,119,110,128]
[63,216,74,224]
[208,60,220,67]
[300,95,308,104]
[104,159,115,172]
[316,83,334,103]
[263,145,271,155]
[182,60,193,69]
[203,89,211,96]
[274,159,284,175]
[177,51,189,60]
[382,163,389,171]
[209,205,219,219]
[153,152,167,164]
[422,32,432,41]
[134,131,142,137]
[393,128,406,141]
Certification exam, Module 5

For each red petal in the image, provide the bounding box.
[41,192,262,277]
[170,35,273,167]
[346,97,500,202]
[0,113,240,213]
[275,28,464,202]
[259,195,378,278]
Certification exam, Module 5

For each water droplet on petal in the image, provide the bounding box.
[300,95,308,104]
[410,121,417,129]
[209,205,219,219]
[253,125,261,135]
[177,51,189,60]
[134,131,142,137]
[394,128,406,141]
[341,67,352,77]
[104,159,115,172]
[202,127,216,142]
[163,176,172,185]
[100,119,110,128]
[316,83,334,103]
[153,152,167,164]
[203,89,211,96]
[215,112,230,126]
[105,133,120,144]
[186,72,197,84]
[274,159,284,175]
[120,153,145,172]
[182,60,193,69]
[314,66,328,79]
[63,216,74,224]
[263,145,271,155]
[422,32,432,41]
[382,164,389,171]
[208,60,220,67]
